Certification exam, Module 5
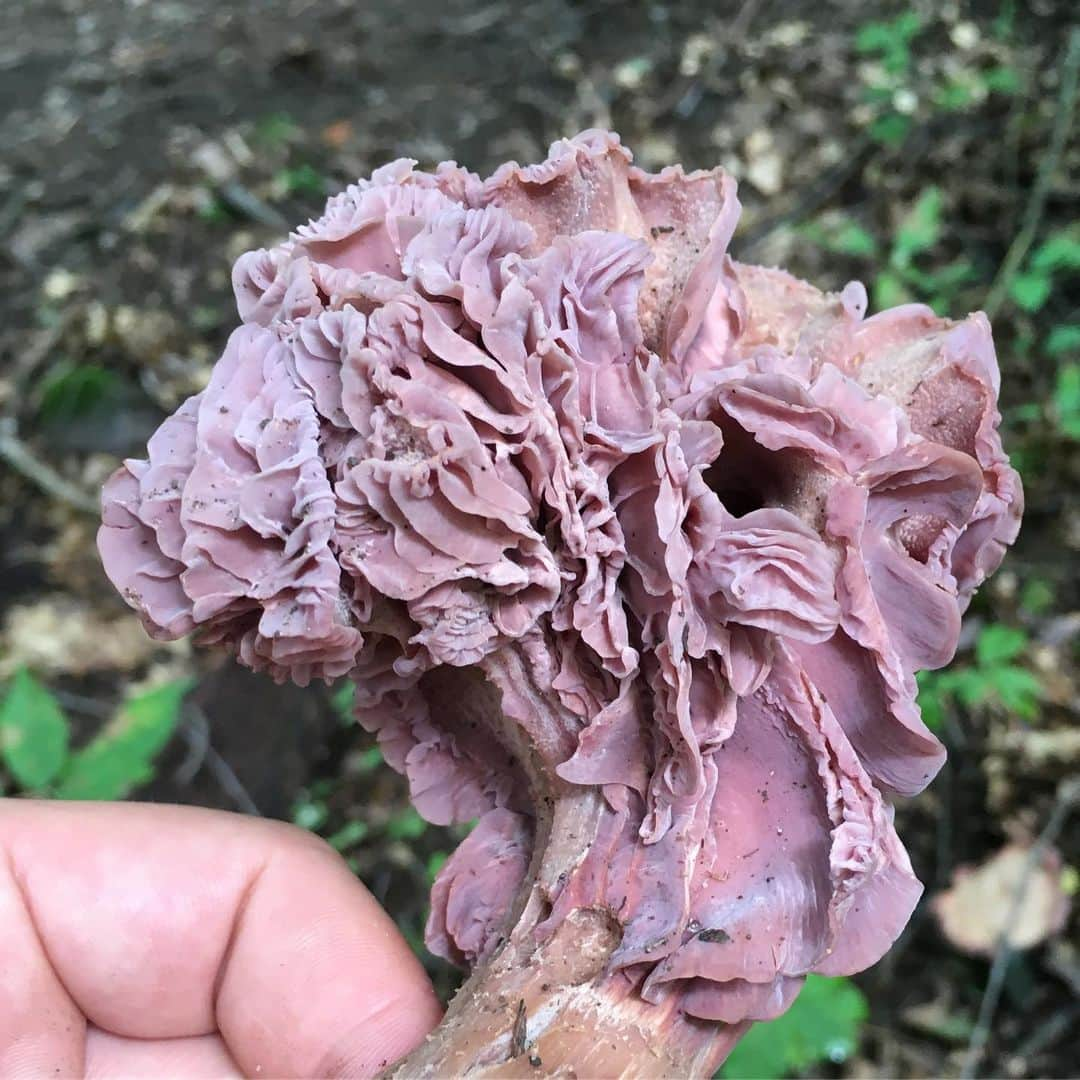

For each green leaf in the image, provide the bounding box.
[869,112,912,146]
[1009,272,1052,312]
[386,806,428,840]
[37,363,124,426]
[1054,363,1080,413]
[991,666,1042,718]
[854,21,895,54]
[800,218,877,258]
[1046,324,1080,358]
[427,850,449,884]
[293,798,328,831]
[274,164,326,197]
[326,820,369,851]
[993,0,1016,40]
[917,258,978,293]
[873,270,911,310]
[832,221,878,257]
[253,111,299,147]
[860,82,896,106]
[976,624,1028,666]
[1055,364,1080,438]
[195,190,233,224]
[331,680,356,723]
[1030,230,1080,274]
[892,11,922,42]
[1008,402,1041,423]
[1020,577,1055,615]
[950,668,992,709]
[854,13,920,58]
[55,678,193,800]
[354,745,384,774]
[720,976,868,1080]
[935,76,976,111]
[891,188,943,268]
[0,668,70,790]
[916,671,947,732]
[984,65,1020,95]
[898,257,978,315]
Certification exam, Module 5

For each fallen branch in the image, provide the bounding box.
[0,417,99,515]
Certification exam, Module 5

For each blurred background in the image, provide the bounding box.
[1,1,1077,1076]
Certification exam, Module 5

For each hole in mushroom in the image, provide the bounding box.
[703,420,798,518]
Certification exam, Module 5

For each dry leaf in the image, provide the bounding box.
[932,843,1071,955]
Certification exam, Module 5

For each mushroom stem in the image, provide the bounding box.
[390,912,739,1077]
[388,643,739,1078]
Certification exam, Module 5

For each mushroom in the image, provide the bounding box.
[98,131,1022,1078]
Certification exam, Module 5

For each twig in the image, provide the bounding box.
[983,28,1080,319]
[960,777,1080,1079]
[218,182,291,232]
[11,310,80,388]
[1012,1003,1080,1066]
[0,184,29,245]
[173,708,211,785]
[0,417,100,515]
[52,689,113,719]
[178,704,262,816]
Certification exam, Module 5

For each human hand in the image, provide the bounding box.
[0,800,443,1078]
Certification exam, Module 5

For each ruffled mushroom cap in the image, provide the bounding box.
[99,131,1021,1047]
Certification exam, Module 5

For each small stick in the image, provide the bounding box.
[960,778,1080,1078]
[510,998,528,1059]
[0,418,99,515]
[181,704,262,816]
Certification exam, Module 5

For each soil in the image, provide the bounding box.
[1,1,1077,1077]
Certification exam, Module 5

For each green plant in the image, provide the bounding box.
[1007,227,1080,314]
[854,13,1021,149]
[0,668,69,791]
[386,805,428,841]
[253,111,300,148]
[854,12,922,147]
[195,188,233,224]
[1020,577,1055,616]
[801,188,976,315]
[273,163,327,198]
[331,679,356,722]
[1046,324,1080,358]
[874,187,980,313]
[1052,362,1080,439]
[36,362,125,427]
[0,669,192,798]
[917,624,1042,731]
[855,12,921,77]
[798,218,877,259]
[718,975,868,1079]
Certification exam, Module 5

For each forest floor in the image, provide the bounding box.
[1,1,1078,1077]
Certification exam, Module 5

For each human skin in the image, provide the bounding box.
[0,800,443,1078]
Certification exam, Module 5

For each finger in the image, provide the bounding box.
[0,800,442,1076]
[85,1028,242,1079]
[1,800,265,1039]
[0,846,86,1078]
[213,821,444,1078]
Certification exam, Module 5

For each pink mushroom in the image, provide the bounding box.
[99,131,1021,1077]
